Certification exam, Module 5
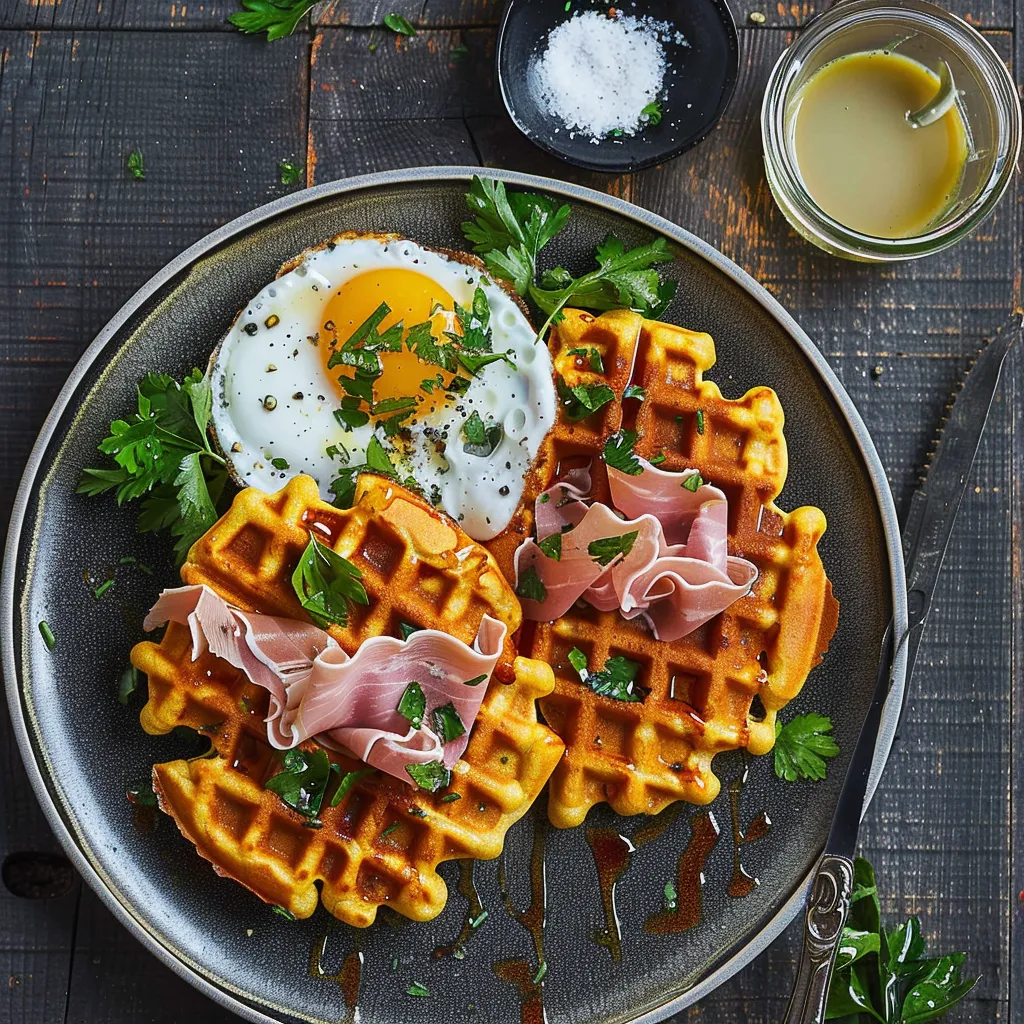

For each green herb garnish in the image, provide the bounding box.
[440,792,462,803]
[384,12,416,35]
[330,767,375,807]
[460,177,676,340]
[682,472,704,492]
[272,905,296,920]
[641,101,663,126]
[118,665,140,705]
[603,429,642,475]
[329,436,399,509]
[405,760,451,793]
[278,159,303,185]
[537,533,562,561]
[380,822,401,838]
[664,880,678,910]
[79,370,228,563]
[773,713,839,782]
[291,533,369,629]
[650,453,666,465]
[623,384,646,401]
[126,780,158,807]
[228,0,316,40]
[126,149,145,180]
[588,530,638,567]
[271,457,290,470]
[567,649,644,703]
[461,410,503,457]
[463,674,487,687]
[515,565,547,603]
[533,961,548,985]
[398,621,421,641]
[469,910,488,928]
[406,981,430,997]
[556,376,615,422]
[38,621,56,650]
[826,857,978,1023]
[397,682,426,730]
[431,702,466,744]
[265,747,332,818]
[568,347,605,373]
[696,409,706,435]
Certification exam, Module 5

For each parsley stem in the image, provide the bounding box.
[531,266,604,343]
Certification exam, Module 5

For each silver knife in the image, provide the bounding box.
[780,311,1022,1024]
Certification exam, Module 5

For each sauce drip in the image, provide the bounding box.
[309,930,361,1023]
[643,810,721,934]
[584,803,684,960]
[493,811,548,1024]
[726,776,771,898]
[433,859,485,960]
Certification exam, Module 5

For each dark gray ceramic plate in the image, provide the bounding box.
[2,168,908,1024]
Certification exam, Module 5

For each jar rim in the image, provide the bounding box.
[761,0,1022,260]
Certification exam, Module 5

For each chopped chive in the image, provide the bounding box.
[39,621,56,650]
[93,579,114,599]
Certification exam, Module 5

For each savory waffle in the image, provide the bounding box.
[487,309,839,829]
[132,474,564,925]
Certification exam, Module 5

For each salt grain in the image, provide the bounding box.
[529,11,678,139]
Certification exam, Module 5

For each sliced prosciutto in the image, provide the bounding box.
[514,457,758,641]
[145,585,506,786]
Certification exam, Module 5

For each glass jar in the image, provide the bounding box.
[761,0,1021,262]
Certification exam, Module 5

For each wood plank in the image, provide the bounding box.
[0,1,237,30]
[0,27,310,1024]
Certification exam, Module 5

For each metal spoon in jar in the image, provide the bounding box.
[907,59,961,127]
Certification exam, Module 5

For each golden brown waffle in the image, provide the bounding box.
[132,474,564,925]
[486,309,839,829]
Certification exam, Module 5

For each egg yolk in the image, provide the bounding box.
[320,268,461,416]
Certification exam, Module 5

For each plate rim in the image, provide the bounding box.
[1,165,909,1024]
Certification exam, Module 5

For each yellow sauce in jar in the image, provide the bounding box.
[790,50,969,238]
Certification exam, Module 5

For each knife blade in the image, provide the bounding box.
[781,310,1021,1024]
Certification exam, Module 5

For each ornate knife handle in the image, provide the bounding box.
[780,854,855,1024]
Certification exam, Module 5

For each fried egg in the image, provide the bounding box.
[209,234,556,541]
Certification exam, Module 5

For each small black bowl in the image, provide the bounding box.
[496,0,739,174]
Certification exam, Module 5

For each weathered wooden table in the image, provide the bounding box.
[0,2,1020,1021]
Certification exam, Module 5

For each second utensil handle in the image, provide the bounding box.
[780,854,855,1024]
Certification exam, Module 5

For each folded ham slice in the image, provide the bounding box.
[514,457,758,641]
[144,586,506,786]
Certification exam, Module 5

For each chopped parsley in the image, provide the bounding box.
[330,768,375,807]
[641,101,663,126]
[291,533,369,629]
[537,533,562,561]
[271,457,289,470]
[265,747,333,818]
[431,702,466,744]
[126,149,145,180]
[469,910,488,929]
[38,621,56,650]
[623,384,646,401]
[696,409,706,435]
[406,981,430,997]
[334,400,370,432]
[380,822,401,838]
[567,648,644,703]
[533,961,548,985]
[461,410,503,457]
[93,578,114,599]
[664,880,678,910]
[398,621,421,641]
[406,760,451,793]
[773,713,839,782]
[516,565,547,603]
[118,665,140,705]
[682,472,704,492]
[329,436,399,509]
[228,0,317,40]
[272,905,296,920]
[460,176,677,340]
[588,530,639,567]
[463,674,487,687]
[650,453,666,465]
[440,792,462,803]
[568,346,605,373]
[556,376,615,421]
[603,429,642,475]
[78,370,229,564]
[397,682,426,730]
[384,12,417,35]
[278,159,303,186]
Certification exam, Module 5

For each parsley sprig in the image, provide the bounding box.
[773,712,840,782]
[78,370,228,563]
[291,533,369,629]
[461,176,677,340]
[827,857,978,1023]
[227,0,317,41]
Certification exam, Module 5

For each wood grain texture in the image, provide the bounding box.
[0,5,1020,1024]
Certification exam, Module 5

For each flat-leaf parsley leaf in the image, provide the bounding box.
[291,533,369,629]
[265,747,332,818]
[227,0,317,41]
[567,648,644,703]
[773,712,839,782]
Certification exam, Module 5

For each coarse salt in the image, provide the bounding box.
[529,10,676,139]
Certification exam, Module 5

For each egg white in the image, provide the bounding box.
[209,235,556,541]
